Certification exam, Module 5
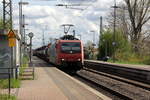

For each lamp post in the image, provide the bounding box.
[90,30,96,59]
[28,32,34,63]
[22,15,28,45]
[73,30,76,38]
[103,39,107,57]
[19,0,29,66]
[22,15,29,57]
[111,0,118,62]
[42,25,48,46]
[90,30,96,46]
[19,1,29,40]
[24,29,29,44]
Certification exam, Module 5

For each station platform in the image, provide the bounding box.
[17,57,111,100]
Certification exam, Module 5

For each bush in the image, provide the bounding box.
[142,56,150,65]
[0,79,20,89]
[19,55,29,75]
[98,29,131,60]
[0,94,16,100]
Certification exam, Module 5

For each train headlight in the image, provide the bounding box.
[78,59,81,61]
[61,59,65,61]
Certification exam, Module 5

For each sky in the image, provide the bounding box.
[1,0,123,48]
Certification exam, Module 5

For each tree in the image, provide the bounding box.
[108,0,150,53]
[84,41,94,59]
[124,0,150,51]
[98,29,132,60]
[98,30,113,59]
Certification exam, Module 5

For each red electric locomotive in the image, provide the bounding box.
[48,37,84,70]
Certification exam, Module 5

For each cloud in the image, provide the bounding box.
[63,0,98,3]
[11,0,124,48]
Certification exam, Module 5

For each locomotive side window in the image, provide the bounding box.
[61,42,81,53]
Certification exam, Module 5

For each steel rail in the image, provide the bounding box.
[84,60,150,84]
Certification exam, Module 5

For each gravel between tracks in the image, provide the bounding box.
[77,69,150,100]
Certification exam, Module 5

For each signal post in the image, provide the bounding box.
[7,29,16,96]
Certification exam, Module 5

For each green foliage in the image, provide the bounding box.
[22,55,29,67]
[0,94,16,100]
[0,18,12,29]
[114,52,143,64]
[98,29,150,65]
[0,79,20,89]
[84,41,94,59]
[98,29,130,59]
[0,18,3,29]
[19,55,29,75]
[97,30,113,59]
[108,55,150,65]
[142,56,150,65]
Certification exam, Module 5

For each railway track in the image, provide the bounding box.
[83,67,150,91]
[84,60,150,84]
[73,60,150,100]
[76,68,150,100]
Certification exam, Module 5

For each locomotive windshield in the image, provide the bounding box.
[61,42,81,53]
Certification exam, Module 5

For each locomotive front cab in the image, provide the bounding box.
[57,41,83,70]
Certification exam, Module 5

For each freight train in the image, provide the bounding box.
[34,35,84,71]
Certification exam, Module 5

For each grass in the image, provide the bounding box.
[0,79,20,89]
[0,56,29,100]
[19,56,29,75]
[0,56,29,89]
[108,55,150,65]
[108,51,150,65]
[108,59,144,65]
[19,55,35,80]
[0,79,19,100]
[22,55,29,68]
[0,94,16,100]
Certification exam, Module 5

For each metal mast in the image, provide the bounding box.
[112,0,118,62]
[3,0,12,29]
[42,29,45,46]
[42,25,48,46]
[100,16,103,45]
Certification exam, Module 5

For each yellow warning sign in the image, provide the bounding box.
[7,29,16,47]
[7,29,16,38]
[8,38,16,47]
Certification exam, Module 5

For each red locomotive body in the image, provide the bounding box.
[34,35,84,71]
[48,39,84,70]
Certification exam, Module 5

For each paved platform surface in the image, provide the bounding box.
[17,57,111,100]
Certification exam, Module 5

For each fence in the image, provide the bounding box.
[0,67,18,100]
